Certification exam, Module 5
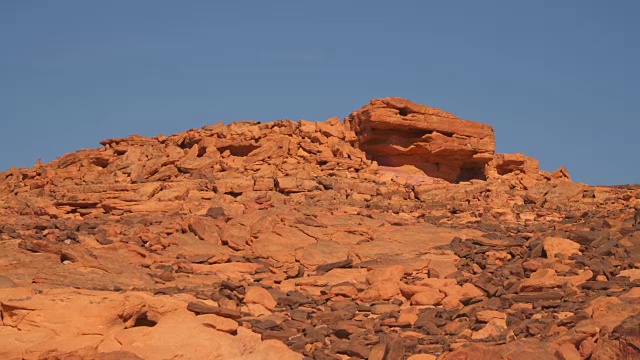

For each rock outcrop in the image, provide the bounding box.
[347,97,561,183]
[348,97,496,182]
[0,98,636,360]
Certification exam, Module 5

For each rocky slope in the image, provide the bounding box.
[0,98,638,360]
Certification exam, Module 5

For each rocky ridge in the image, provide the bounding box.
[0,98,638,359]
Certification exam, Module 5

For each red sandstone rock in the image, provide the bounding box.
[485,152,540,178]
[347,98,496,182]
[543,236,582,259]
[244,286,278,310]
[411,288,445,306]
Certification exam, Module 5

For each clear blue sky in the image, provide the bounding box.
[1,1,638,185]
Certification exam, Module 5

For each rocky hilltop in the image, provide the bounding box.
[0,98,638,360]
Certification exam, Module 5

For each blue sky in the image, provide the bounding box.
[1,1,638,185]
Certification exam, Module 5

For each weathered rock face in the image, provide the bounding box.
[0,97,635,360]
[347,97,496,182]
[485,153,540,178]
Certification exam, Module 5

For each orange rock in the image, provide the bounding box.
[197,314,239,333]
[518,268,593,292]
[295,241,350,268]
[0,288,300,360]
[555,342,581,360]
[440,295,463,310]
[347,97,495,183]
[579,337,597,358]
[244,286,277,310]
[399,283,435,299]
[407,354,437,360]
[471,318,508,340]
[460,283,485,298]
[410,288,445,306]
[330,284,358,298]
[221,222,250,251]
[369,280,401,300]
[397,306,420,326]
[442,339,555,359]
[543,237,581,259]
[367,265,405,284]
[618,269,640,281]
[551,166,572,181]
[476,310,507,323]
[188,216,222,244]
[241,339,304,360]
[252,232,316,263]
[486,153,540,178]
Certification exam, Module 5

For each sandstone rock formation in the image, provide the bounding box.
[0,98,637,359]
[346,98,552,183]
[347,98,496,182]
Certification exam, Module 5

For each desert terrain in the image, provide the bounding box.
[1,98,638,359]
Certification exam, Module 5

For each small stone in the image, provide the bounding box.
[385,336,405,360]
[407,355,437,360]
[543,237,581,259]
[245,286,277,310]
[618,268,640,281]
[411,289,444,306]
[371,303,400,315]
[471,318,507,340]
[367,265,405,284]
[244,303,272,317]
[330,284,358,298]
[555,342,581,360]
[476,310,506,323]
[205,206,227,219]
[368,343,386,360]
[197,314,238,333]
[579,338,596,358]
[187,301,241,319]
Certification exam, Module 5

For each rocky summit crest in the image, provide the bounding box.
[0,98,638,359]
[1,97,566,214]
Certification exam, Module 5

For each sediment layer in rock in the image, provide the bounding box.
[348,97,496,182]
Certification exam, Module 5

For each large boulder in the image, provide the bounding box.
[347,97,496,182]
[485,153,540,178]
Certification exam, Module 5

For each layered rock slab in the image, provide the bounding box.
[347,97,496,182]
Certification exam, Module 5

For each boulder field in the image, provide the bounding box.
[0,98,638,359]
